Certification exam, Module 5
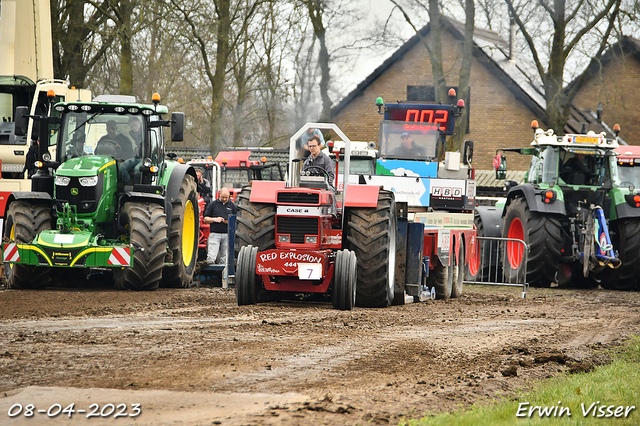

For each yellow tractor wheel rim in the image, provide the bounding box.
[182,200,195,265]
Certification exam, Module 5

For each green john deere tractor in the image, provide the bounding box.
[2,93,199,290]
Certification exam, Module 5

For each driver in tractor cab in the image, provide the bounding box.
[561,153,593,185]
[96,120,130,158]
[302,135,335,188]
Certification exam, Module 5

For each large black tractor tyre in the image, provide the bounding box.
[235,186,276,260]
[114,202,168,291]
[332,249,357,310]
[234,186,278,302]
[161,174,199,288]
[428,257,453,299]
[3,201,54,289]
[236,245,259,305]
[345,190,396,308]
[605,218,640,290]
[451,238,465,298]
[502,197,562,288]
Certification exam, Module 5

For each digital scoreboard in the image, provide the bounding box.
[384,104,456,135]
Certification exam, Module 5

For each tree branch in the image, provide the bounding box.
[563,0,618,59]
[505,0,545,80]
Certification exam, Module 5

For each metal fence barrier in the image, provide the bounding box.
[464,236,529,298]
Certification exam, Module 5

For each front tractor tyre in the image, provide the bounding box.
[3,201,54,289]
[428,257,453,300]
[345,190,396,308]
[161,174,199,288]
[332,249,357,310]
[234,186,276,260]
[236,245,259,305]
[502,197,562,288]
[114,202,168,291]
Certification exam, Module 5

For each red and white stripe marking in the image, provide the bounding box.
[3,243,20,262]
[108,247,131,266]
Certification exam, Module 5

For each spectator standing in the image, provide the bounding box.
[196,168,212,204]
[203,187,237,284]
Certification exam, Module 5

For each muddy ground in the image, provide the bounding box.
[0,282,639,426]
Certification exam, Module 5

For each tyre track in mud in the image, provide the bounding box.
[1,286,640,425]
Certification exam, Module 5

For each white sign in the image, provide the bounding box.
[276,206,324,216]
[298,263,322,280]
[54,234,75,244]
[437,229,451,251]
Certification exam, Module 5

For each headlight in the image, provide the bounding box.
[79,176,99,186]
[278,235,290,243]
[55,176,71,186]
[143,157,152,168]
[305,236,318,244]
[42,152,51,162]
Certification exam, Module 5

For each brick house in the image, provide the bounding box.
[571,36,640,146]
[331,18,625,172]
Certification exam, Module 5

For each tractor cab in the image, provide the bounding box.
[215,150,282,194]
[615,145,640,190]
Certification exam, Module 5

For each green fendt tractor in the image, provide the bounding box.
[2,92,199,290]
[483,121,640,290]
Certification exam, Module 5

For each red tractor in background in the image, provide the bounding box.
[214,150,284,201]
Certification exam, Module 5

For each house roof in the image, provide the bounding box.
[330,17,547,120]
[166,146,290,175]
[573,36,640,87]
[331,17,623,140]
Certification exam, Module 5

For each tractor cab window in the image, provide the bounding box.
[615,161,640,188]
[539,147,559,183]
[377,121,438,161]
[60,112,145,163]
[148,121,161,165]
[559,150,611,186]
[337,158,375,175]
[222,169,251,188]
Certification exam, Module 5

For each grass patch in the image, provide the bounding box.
[401,337,640,426]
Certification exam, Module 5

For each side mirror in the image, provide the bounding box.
[171,112,185,141]
[14,106,29,137]
[493,154,507,180]
[462,140,474,165]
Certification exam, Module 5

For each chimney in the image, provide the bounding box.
[509,18,516,60]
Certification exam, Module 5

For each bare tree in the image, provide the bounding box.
[306,0,331,122]
[254,2,298,146]
[169,0,266,154]
[506,0,622,133]
[389,0,475,152]
[50,0,114,88]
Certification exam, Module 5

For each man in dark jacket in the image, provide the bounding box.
[390,133,426,158]
[203,187,237,284]
[196,168,212,204]
[302,135,335,187]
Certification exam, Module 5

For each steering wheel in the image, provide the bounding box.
[66,143,81,158]
[302,165,330,180]
[95,139,120,156]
